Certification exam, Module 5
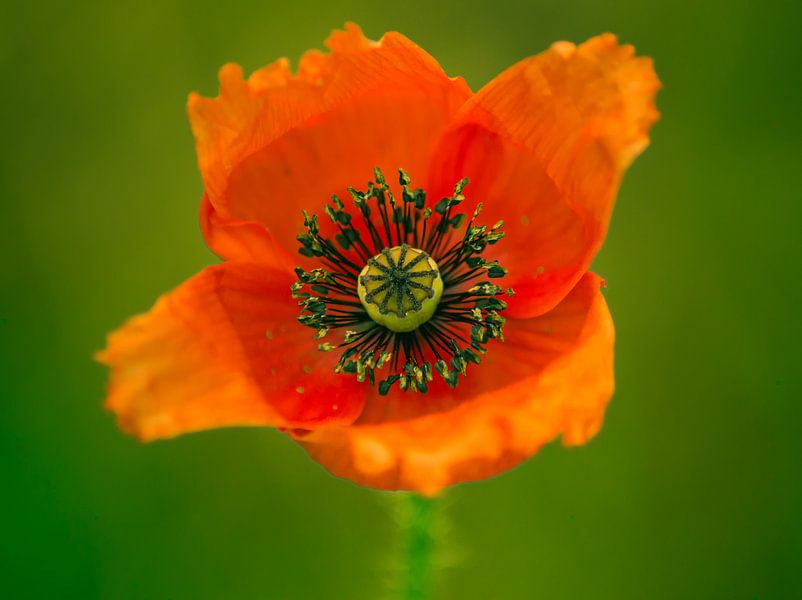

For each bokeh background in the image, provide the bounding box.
[2,0,800,598]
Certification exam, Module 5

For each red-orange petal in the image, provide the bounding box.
[199,194,294,268]
[426,34,659,318]
[300,273,614,495]
[188,24,471,261]
[97,262,367,441]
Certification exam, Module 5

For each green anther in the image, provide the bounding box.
[357,244,443,333]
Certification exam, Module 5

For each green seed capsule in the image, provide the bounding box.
[357,244,443,333]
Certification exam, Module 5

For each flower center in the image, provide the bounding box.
[357,245,443,332]
[292,168,511,395]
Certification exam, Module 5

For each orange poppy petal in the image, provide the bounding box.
[199,194,294,268]
[97,262,366,441]
[300,272,614,495]
[188,23,471,261]
[427,34,659,318]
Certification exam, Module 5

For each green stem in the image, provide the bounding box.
[399,493,439,600]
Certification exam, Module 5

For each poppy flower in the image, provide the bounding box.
[98,24,659,495]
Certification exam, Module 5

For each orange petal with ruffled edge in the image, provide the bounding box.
[426,34,659,319]
[188,23,471,262]
[97,262,367,441]
[299,273,614,495]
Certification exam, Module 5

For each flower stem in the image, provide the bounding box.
[399,493,439,600]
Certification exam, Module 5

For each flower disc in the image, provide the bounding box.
[357,245,443,332]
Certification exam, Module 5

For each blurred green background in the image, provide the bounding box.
[2,0,800,598]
